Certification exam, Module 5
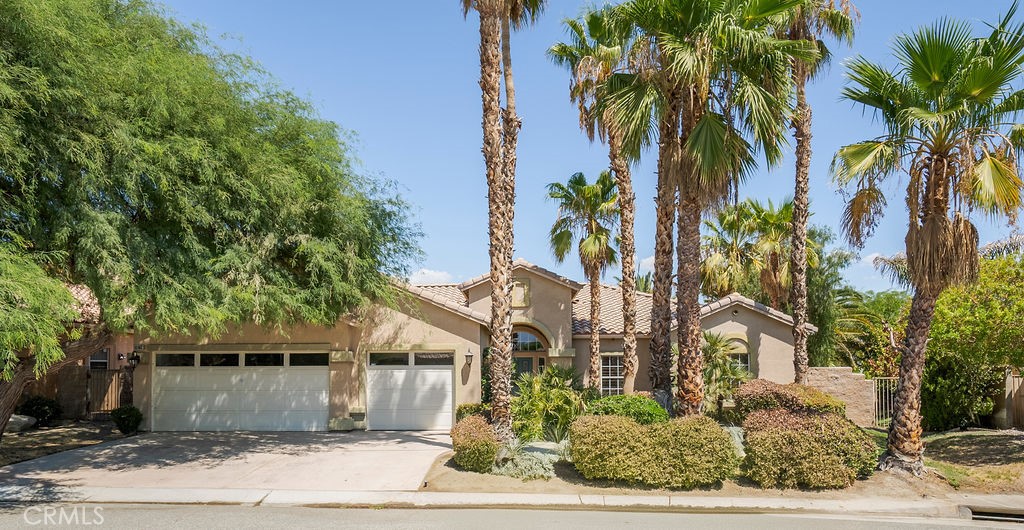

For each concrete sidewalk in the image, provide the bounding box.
[3,484,1015,520]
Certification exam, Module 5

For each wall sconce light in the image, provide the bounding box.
[117,353,125,361]
[465,349,474,366]
[128,351,142,369]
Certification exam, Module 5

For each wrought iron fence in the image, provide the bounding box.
[873,376,898,428]
[87,369,122,413]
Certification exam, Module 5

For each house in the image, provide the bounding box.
[125,258,824,432]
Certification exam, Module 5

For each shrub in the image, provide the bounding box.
[511,367,585,442]
[570,415,739,489]
[456,403,490,422]
[492,441,564,480]
[110,405,144,435]
[921,354,1004,431]
[450,415,499,473]
[16,396,62,427]
[742,409,878,489]
[588,394,669,425]
[734,379,845,418]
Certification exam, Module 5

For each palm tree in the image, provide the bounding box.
[549,8,640,394]
[461,0,545,442]
[701,203,760,300]
[778,1,857,385]
[701,332,752,412]
[634,271,653,293]
[607,0,816,415]
[548,171,619,388]
[832,8,1024,474]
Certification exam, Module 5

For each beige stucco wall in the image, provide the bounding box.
[701,307,796,383]
[806,367,875,427]
[466,270,576,353]
[571,336,654,392]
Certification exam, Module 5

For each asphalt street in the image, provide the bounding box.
[0,505,1002,529]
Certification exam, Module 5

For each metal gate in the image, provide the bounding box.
[873,377,898,428]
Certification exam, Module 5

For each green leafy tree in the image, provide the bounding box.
[548,171,619,388]
[0,0,417,438]
[832,8,1024,474]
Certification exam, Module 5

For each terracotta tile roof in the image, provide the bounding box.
[700,292,818,333]
[571,284,656,336]
[396,281,489,325]
[458,258,584,292]
[68,284,101,323]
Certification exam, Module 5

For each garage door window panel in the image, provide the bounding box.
[245,353,284,367]
[200,353,239,367]
[289,353,329,366]
[414,352,454,366]
[370,352,409,366]
[156,353,195,367]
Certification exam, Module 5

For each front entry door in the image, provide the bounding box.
[513,357,533,379]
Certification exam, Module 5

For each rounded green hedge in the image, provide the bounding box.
[570,415,739,489]
[450,415,499,473]
[587,394,669,425]
[742,409,878,489]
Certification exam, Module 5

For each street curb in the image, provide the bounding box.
[0,487,967,519]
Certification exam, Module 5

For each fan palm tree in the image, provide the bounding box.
[461,0,545,442]
[607,0,816,415]
[748,199,824,310]
[832,8,1024,474]
[548,171,620,388]
[777,1,857,384]
[701,203,760,300]
[549,8,640,393]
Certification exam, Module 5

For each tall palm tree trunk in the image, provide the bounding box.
[476,0,514,442]
[790,67,811,384]
[649,93,681,400]
[675,189,704,416]
[880,290,936,475]
[608,128,638,394]
[587,265,603,389]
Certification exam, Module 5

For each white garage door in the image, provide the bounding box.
[366,351,454,430]
[152,352,329,431]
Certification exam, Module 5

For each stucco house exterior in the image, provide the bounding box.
[119,258,823,432]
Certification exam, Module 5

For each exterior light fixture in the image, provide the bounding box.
[128,351,142,369]
[465,349,474,366]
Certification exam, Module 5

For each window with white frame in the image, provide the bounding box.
[600,355,624,396]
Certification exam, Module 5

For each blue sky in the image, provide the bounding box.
[159,0,1020,292]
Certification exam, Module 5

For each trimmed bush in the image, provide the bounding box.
[570,415,739,489]
[16,396,62,427]
[450,415,499,473]
[588,394,669,425]
[456,403,490,422]
[734,379,845,418]
[742,409,878,489]
[110,405,143,435]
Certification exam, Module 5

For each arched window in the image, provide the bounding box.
[512,330,546,352]
[511,327,548,378]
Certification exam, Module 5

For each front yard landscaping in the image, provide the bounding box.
[0,420,123,466]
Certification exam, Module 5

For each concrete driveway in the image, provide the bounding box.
[0,431,450,494]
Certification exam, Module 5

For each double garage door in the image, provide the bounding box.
[151,350,454,431]
[152,352,330,431]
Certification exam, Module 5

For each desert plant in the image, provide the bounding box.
[16,396,62,427]
[588,394,668,425]
[734,379,845,418]
[742,409,877,489]
[456,403,491,423]
[569,415,738,489]
[701,332,752,411]
[110,405,143,435]
[450,415,499,473]
[511,367,586,442]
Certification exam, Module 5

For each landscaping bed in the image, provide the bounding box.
[0,420,123,466]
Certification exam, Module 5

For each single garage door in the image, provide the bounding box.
[152,351,329,431]
[366,351,453,430]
